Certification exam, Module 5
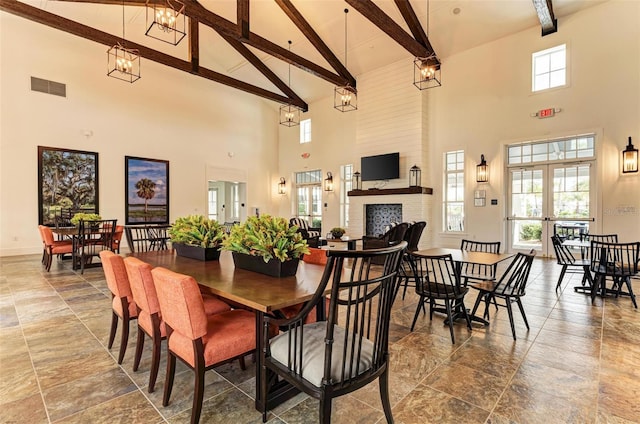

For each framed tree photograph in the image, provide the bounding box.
[38,146,99,226]
[125,156,169,225]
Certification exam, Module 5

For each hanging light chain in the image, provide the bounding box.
[344,8,348,68]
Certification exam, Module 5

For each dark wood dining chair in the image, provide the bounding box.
[589,241,639,308]
[459,239,501,285]
[409,253,472,343]
[398,221,427,299]
[469,250,536,340]
[76,219,117,273]
[260,242,406,424]
[550,235,592,291]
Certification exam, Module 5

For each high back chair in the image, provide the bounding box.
[469,250,536,340]
[550,235,592,291]
[124,257,234,393]
[459,239,501,284]
[100,250,138,364]
[589,241,639,308]
[260,242,406,424]
[112,225,124,253]
[39,225,73,272]
[398,221,427,299]
[409,253,472,344]
[77,219,117,273]
[152,267,256,424]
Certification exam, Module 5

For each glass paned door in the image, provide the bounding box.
[549,163,592,249]
[508,167,545,253]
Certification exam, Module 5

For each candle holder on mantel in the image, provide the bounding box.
[409,165,421,187]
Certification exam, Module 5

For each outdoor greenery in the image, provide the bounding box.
[135,178,156,213]
[169,215,226,248]
[222,215,310,262]
[70,212,102,226]
[519,223,542,241]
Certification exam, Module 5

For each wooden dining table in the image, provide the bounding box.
[411,247,515,325]
[128,249,331,413]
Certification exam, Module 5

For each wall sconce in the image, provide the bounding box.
[622,136,638,173]
[324,172,334,192]
[409,164,421,187]
[476,154,489,183]
[278,177,286,195]
[353,171,361,190]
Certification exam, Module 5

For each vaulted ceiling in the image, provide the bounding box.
[1,0,606,109]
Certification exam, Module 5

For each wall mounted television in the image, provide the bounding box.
[360,152,400,181]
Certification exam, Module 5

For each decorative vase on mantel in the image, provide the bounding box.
[231,252,300,278]
[173,243,221,261]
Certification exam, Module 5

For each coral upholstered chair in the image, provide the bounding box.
[100,250,137,364]
[123,257,233,393]
[152,267,256,424]
[39,225,73,272]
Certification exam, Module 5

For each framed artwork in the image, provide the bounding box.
[38,146,99,226]
[125,156,169,225]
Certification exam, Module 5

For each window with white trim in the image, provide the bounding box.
[443,150,464,232]
[300,119,311,144]
[340,164,353,228]
[532,44,566,92]
[295,170,322,228]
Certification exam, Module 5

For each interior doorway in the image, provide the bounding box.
[208,181,246,224]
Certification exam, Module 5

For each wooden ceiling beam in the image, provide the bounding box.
[345,0,438,63]
[51,0,349,86]
[275,0,355,87]
[237,0,249,38]
[0,0,306,109]
[532,0,557,36]
[189,18,199,73]
[393,0,436,54]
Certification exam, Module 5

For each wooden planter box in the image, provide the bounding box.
[174,243,221,261]
[232,252,299,277]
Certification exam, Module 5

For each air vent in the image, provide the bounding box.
[31,77,66,97]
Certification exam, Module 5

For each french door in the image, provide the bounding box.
[507,162,594,257]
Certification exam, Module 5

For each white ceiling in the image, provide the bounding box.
[26,0,607,104]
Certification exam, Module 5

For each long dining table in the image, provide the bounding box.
[129,249,331,412]
[411,247,515,325]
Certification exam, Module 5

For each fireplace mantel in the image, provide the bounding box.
[347,186,433,196]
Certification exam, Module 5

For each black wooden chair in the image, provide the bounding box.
[469,250,536,340]
[76,219,117,274]
[398,221,427,299]
[363,222,409,265]
[124,225,171,253]
[409,253,472,343]
[550,235,592,292]
[459,239,501,285]
[260,242,406,424]
[589,241,639,308]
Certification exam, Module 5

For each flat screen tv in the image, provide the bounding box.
[361,152,400,181]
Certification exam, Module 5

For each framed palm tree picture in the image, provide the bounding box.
[38,146,99,226]
[125,156,169,225]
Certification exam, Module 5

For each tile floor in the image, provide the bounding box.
[1,253,639,423]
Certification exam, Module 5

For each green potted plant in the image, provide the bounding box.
[169,215,226,261]
[222,214,310,277]
[70,212,102,226]
[330,227,346,239]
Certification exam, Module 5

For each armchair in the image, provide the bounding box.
[289,217,321,248]
[362,222,409,250]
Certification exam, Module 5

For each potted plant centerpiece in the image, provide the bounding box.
[169,215,226,261]
[70,212,102,227]
[222,215,310,277]
[330,227,346,239]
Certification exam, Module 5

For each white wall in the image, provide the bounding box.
[0,13,280,256]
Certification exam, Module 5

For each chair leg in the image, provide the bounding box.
[623,277,638,308]
[117,318,129,364]
[149,335,162,393]
[556,265,568,291]
[505,299,517,340]
[471,292,484,318]
[516,298,530,330]
[163,353,176,407]
[460,299,472,331]
[379,368,394,424]
[239,355,246,370]
[191,363,205,424]
[108,312,118,349]
[45,249,53,272]
[319,397,332,424]
[444,299,455,344]
[133,327,145,372]
[410,298,424,331]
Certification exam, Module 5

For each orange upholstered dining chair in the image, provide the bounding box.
[112,225,124,253]
[152,267,256,424]
[123,257,233,393]
[39,225,73,272]
[100,250,138,364]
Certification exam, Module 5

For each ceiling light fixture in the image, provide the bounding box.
[413,0,441,90]
[107,0,140,83]
[280,40,301,127]
[145,0,186,46]
[334,8,357,112]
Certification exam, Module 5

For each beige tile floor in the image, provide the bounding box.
[1,253,639,423]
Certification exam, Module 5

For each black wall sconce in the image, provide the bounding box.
[353,171,361,190]
[324,172,334,192]
[409,164,421,187]
[622,137,638,173]
[278,177,286,194]
[476,154,489,183]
